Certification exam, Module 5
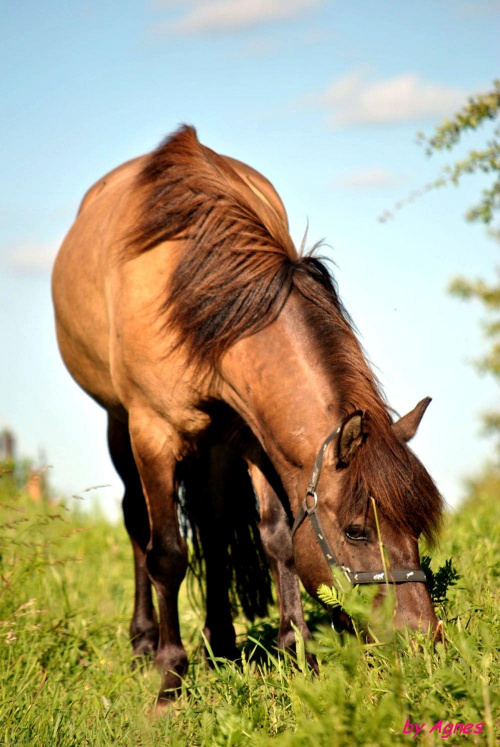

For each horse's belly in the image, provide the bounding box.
[54,315,122,414]
[52,224,120,414]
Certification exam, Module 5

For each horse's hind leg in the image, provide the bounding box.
[107,415,158,659]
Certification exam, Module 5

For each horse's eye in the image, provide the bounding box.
[345,525,368,542]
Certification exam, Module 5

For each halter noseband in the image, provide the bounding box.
[290,423,427,586]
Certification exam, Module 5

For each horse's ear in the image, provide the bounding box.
[336,410,365,467]
[392,397,431,442]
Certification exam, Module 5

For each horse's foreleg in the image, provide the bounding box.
[129,414,188,702]
[247,461,315,667]
[107,416,158,659]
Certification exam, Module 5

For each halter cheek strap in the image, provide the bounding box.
[291,422,428,586]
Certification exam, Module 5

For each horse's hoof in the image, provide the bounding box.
[130,628,159,668]
[131,649,155,670]
[152,692,185,717]
[154,678,184,710]
[155,692,179,711]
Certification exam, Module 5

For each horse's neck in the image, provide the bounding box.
[220,293,342,503]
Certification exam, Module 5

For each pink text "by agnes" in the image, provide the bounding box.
[402,718,485,739]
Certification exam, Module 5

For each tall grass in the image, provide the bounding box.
[0,466,498,745]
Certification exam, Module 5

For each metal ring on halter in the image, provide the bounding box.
[305,491,318,513]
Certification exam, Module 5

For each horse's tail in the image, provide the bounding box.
[176,442,273,621]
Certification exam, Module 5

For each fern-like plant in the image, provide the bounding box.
[421,556,460,609]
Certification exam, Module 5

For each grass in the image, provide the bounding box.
[0,464,499,745]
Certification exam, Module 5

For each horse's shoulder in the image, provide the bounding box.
[77,156,146,215]
[221,155,289,230]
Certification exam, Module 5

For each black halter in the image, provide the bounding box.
[291,423,427,586]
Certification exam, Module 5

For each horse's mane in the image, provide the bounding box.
[125,124,442,541]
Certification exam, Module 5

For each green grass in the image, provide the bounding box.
[0,465,499,745]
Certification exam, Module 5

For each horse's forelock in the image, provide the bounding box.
[337,421,443,544]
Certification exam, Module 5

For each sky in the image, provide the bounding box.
[1,0,499,518]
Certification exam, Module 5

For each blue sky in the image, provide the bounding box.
[1,0,499,516]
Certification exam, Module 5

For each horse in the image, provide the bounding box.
[52,125,443,703]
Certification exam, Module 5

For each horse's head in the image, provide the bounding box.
[292,397,442,634]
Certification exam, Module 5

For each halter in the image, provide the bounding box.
[291,423,427,586]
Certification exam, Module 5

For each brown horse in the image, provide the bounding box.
[52,125,443,702]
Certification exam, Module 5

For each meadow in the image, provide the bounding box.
[0,463,498,746]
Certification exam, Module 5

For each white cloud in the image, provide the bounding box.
[338,167,404,189]
[307,71,467,126]
[225,27,330,58]
[153,0,323,35]
[5,242,59,275]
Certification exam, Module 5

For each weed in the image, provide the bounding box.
[0,466,498,745]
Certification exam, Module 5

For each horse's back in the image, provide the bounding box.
[52,139,288,418]
[76,156,145,216]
